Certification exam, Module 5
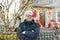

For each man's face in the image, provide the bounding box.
[25,15,33,21]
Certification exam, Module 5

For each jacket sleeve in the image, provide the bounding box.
[17,23,25,39]
[25,23,40,38]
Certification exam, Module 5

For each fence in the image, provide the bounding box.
[39,32,55,40]
[0,32,60,40]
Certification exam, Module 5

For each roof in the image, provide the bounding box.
[31,0,60,8]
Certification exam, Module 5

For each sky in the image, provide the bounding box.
[0,0,20,14]
[8,0,20,20]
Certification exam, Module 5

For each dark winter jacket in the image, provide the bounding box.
[17,19,40,40]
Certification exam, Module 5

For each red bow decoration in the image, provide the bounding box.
[33,10,37,18]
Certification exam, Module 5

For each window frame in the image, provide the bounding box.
[56,11,60,23]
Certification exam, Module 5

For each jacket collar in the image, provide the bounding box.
[24,19,35,25]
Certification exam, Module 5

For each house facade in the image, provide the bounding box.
[26,0,60,28]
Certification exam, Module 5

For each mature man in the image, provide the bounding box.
[17,10,40,40]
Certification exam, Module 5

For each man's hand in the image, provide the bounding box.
[22,30,34,34]
[32,30,34,32]
[22,31,26,34]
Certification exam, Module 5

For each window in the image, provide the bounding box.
[56,11,60,23]
[40,9,46,27]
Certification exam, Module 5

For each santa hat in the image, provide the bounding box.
[25,10,33,16]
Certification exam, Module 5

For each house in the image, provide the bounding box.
[28,0,60,28]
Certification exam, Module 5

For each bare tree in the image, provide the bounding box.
[0,0,15,31]
[0,0,33,32]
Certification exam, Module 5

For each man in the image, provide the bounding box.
[17,10,40,40]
